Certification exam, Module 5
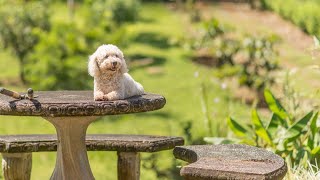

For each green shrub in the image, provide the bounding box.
[202,18,226,40]
[83,0,109,26]
[236,36,279,92]
[190,18,279,93]
[24,16,129,90]
[210,35,279,93]
[18,0,133,90]
[212,37,240,67]
[109,0,141,25]
[205,89,320,168]
[0,1,50,83]
[262,0,320,37]
[182,18,228,50]
[24,22,90,90]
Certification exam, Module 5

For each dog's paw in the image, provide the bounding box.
[104,91,121,101]
[94,92,105,101]
[103,95,111,101]
[94,95,104,101]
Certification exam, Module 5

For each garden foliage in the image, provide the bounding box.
[202,18,226,40]
[205,89,320,168]
[109,0,141,25]
[236,36,279,92]
[24,22,92,90]
[191,18,279,93]
[0,1,50,83]
[0,0,137,90]
[262,0,320,37]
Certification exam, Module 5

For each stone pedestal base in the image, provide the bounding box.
[44,116,97,180]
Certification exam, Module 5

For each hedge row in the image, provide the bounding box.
[262,0,320,37]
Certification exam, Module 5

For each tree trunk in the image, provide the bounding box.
[19,58,26,84]
[176,0,183,10]
[68,0,75,18]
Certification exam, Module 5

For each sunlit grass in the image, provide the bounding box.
[0,51,19,80]
[285,161,320,180]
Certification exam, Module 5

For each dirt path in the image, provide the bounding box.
[198,2,313,52]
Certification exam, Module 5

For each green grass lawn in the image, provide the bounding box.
[0,51,23,91]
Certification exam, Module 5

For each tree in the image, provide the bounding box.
[0,1,50,84]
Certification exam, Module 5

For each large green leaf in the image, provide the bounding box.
[310,112,318,138]
[285,111,313,142]
[227,117,248,137]
[264,89,289,120]
[267,113,287,135]
[295,147,308,167]
[311,146,320,156]
[308,112,318,149]
[252,109,273,146]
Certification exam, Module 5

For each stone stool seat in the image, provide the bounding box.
[173,144,287,180]
[0,134,184,180]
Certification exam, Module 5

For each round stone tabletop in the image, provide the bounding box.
[0,91,166,117]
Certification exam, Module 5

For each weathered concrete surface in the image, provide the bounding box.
[0,91,168,180]
[174,144,287,180]
[0,91,166,117]
[117,152,140,180]
[0,134,184,153]
[2,153,32,180]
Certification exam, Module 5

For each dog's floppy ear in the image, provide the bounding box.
[88,54,100,77]
[120,57,128,74]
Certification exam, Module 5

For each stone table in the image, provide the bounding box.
[0,91,166,180]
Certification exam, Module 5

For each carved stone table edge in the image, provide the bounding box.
[0,93,166,117]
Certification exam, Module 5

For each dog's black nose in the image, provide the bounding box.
[112,61,117,66]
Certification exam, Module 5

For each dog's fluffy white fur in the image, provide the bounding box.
[88,44,144,101]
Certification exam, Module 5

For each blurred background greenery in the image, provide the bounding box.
[0,0,320,179]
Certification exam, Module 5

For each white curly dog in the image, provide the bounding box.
[88,44,144,101]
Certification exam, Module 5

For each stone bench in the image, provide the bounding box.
[173,144,287,180]
[0,134,184,180]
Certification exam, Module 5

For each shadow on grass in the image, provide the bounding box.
[127,54,166,71]
[93,111,173,123]
[139,17,155,23]
[133,32,172,49]
[93,112,173,124]
[132,111,172,119]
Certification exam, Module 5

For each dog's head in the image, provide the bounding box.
[88,44,128,77]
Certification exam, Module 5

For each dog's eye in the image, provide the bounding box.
[115,54,119,58]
